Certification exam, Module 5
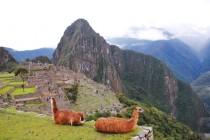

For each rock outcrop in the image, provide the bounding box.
[0,47,17,71]
[53,19,123,92]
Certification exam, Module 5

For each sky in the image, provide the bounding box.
[0,0,210,50]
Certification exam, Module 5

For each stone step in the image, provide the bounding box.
[132,126,153,140]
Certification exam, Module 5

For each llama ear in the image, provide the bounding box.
[135,106,140,110]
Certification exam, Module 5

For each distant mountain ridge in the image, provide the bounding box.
[53,18,205,129]
[5,47,54,62]
[108,37,202,82]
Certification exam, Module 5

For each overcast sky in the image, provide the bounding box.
[0,0,210,50]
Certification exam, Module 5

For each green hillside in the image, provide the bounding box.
[117,95,201,140]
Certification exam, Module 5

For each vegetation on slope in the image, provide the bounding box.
[120,51,169,112]
[26,56,52,64]
[64,83,79,103]
[117,94,201,140]
[175,80,205,129]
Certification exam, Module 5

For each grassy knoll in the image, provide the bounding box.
[70,82,121,112]
[0,108,139,140]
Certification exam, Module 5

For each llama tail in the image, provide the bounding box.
[79,112,85,124]
[80,120,85,124]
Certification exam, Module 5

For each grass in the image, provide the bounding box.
[70,82,121,112]
[9,81,23,86]
[0,108,139,140]
[0,73,22,85]
[0,86,14,95]
[0,73,14,78]
[12,87,36,96]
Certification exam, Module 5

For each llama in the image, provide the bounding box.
[50,97,85,125]
[95,107,144,133]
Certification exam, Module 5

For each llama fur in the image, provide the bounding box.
[95,107,144,133]
[50,97,85,125]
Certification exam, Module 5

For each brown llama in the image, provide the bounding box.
[95,107,144,133]
[50,97,85,125]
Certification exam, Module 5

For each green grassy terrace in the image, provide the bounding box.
[12,87,36,96]
[0,72,36,96]
[0,108,139,140]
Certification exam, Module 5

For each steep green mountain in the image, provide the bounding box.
[192,71,210,114]
[201,41,210,72]
[108,37,202,82]
[5,47,54,62]
[52,18,205,129]
[0,47,17,71]
[191,71,210,132]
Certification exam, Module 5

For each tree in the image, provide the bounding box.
[15,67,28,92]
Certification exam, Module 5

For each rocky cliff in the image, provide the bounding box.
[109,38,202,83]
[0,47,17,71]
[53,19,205,129]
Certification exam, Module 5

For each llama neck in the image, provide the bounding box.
[51,98,58,115]
[130,110,139,126]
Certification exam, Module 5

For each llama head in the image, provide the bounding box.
[50,97,55,102]
[134,106,144,113]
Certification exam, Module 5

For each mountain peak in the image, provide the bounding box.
[64,18,96,36]
[73,18,89,25]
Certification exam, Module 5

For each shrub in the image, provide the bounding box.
[86,111,111,121]
[64,83,79,103]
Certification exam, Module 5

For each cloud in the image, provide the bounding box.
[0,0,210,50]
[123,26,174,40]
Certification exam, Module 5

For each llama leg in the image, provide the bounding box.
[70,120,73,126]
